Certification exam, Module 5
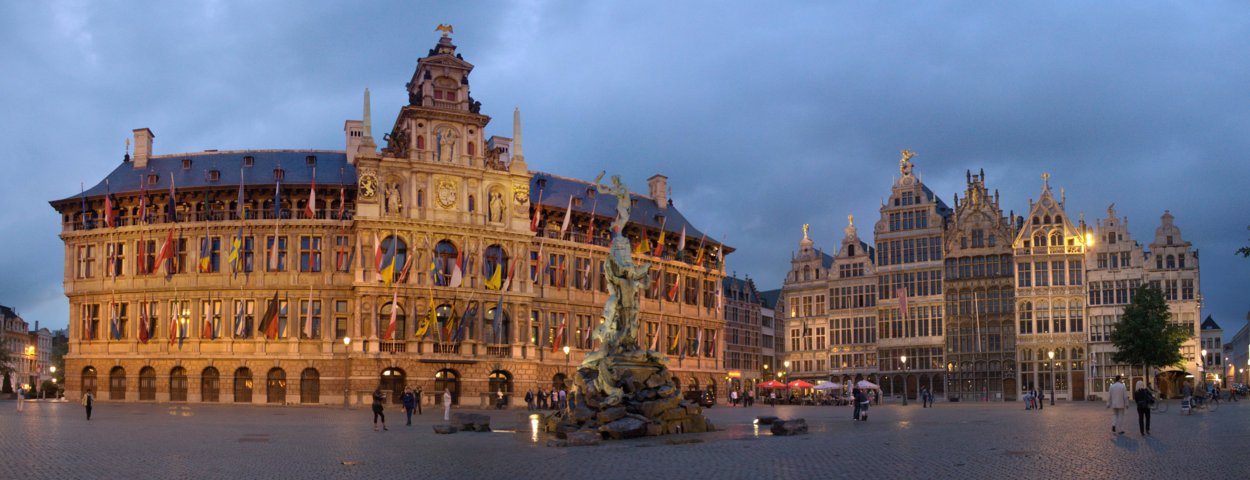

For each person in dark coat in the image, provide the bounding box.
[400,386,417,426]
[372,386,388,431]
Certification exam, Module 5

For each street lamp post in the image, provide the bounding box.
[563,345,571,378]
[901,355,908,406]
[1200,349,1208,400]
[343,337,352,408]
[1048,350,1055,406]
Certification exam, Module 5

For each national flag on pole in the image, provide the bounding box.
[380,234,398,286]
[138,175,147,225]
[556,256,565,289]
[491,294,504,344]
[373,232,384,274]
[227,226,242,277]
[415,301,435,338]
[273,180,281,219]
[552,312,566,353]
[234,301,247,338]
[696,328,703,357]
[303,287,314,339]
[168,308,178,346]
[337,168,346,220]
[305,168,316,219]
[104,179,115,228]
[650,320,661,351]
[236,167,245,219]
[677,225,686,251]
[80,183,88,229]
[397,251,415,284]
[202,301,214,339]
[383,289,397,340]
[138,301,149,344]
[485,262,502,290]
[530,188,543,232]
[449,250,463,288]
[199,233,212,273]
[167,174,179,223]
[897,287,908,318]
[258,292,280,339]
[653,218,667,257]
[560,195,573,238]
[531,243,544,284]
[694,233,707,265]
[156,226,177,274]
[667,274,680,301]
[454,301,476,343]
[267,221,280,270]
[582,258,592,288]
[109,298,120,340]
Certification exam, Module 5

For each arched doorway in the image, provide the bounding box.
[109,366,127,400]
[267,368,286,404]
[688,376,699,391]
[552,373,567,391]
[380,367,405,404]
[201,367,220,402]
[138,367,156,400]
[434,368,459,405]
[300,368,319,404]
[234,367,253,403]
[488,370,512,405]
[170,367,188,401]
[81,366,98,396]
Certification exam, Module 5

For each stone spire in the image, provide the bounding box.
[512,107,523,161]
[363,88,373,140]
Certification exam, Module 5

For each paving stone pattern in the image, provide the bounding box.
[2,399,1247,479]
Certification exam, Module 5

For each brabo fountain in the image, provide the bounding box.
[544,173,715,440]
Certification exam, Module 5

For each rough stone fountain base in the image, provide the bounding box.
[545,359,714,440]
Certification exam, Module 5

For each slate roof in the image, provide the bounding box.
[723,276,761,305]
[758,289,781,310]
[52,150,353,205]
[1201,315,1221,331]
[529,171,732,254]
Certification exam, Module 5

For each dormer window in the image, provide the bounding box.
[631,199,639,208]
[207,170,221,181]
[274,169,285,181]
[243,156,254,166]
[305,155,317,166]
[586,188,595,197]
[147,174,159,185]
[572,197,582,207]
[537,179,547,189]
[182,159,192,169]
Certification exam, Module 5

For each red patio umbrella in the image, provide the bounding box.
[787,380,815,389]
[757,380,787,389]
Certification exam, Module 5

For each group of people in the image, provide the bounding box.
[370,385,453,431]
[1022,388,1046,410]
[727,390,755,406]
[523,388,567,411]
[1106,374,1155,436]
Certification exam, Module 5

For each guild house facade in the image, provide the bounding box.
[50,33,730,407]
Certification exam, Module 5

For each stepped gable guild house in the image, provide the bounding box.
[50,33,731,406]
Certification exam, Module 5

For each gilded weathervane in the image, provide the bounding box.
[802,223,810,240]
[436,24,453,37]
[900,149,916,176]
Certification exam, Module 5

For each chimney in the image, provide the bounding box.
[133,128,154,169]
[648,174,668,209]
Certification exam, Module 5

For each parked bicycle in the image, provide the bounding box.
[1149,390,1168,413]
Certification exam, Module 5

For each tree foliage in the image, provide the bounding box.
[1110,283,1192,374]
[0,344,14,393]
[1239,225,1250,257]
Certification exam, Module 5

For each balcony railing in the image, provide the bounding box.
[380,341,406,354]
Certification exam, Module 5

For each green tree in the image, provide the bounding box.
[1239,225,1250,257]
[0,345,14,393]
[1110,284,1192,383]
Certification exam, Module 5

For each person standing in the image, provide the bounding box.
[496,390,506,410]
[1106,375,1129,434]
[16,386,24,412]
[852,387,865,421]
[747,390,754,407]
[414,385,423,415]
[400,387,416,426]
[372,387,388,431]
[1132,380,1153,436]
[82,389,94,420]
[442,388,453,421]
[525,390,534,411]
[859,388,871,421]
[769,391,776,406]
[730,390,738,407]
[919,387,928,408]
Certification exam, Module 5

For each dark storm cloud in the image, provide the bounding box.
[2,1,1247,336]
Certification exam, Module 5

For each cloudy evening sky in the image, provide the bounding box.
[2,1,1248,339]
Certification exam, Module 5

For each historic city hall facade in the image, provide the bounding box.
[51,35,730,406]
[779,156,1203,402]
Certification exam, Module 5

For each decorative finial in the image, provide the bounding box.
[1041,172,1051,190]
[802,223,810,240]
[899,149,916,177]
[847,214,854,228]
[436,24,454,37]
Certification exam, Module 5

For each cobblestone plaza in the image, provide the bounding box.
[3,399,1245,479]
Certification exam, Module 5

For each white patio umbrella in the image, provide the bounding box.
[857,380,881,390]
[813,382,842,391]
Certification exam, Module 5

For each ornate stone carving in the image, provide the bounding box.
[435,177,458,208]
[487,188,505,222]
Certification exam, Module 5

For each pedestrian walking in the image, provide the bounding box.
[858,388,871,421]
[1106,374,1129,434]
[372,386,388,431]
[557,388,566,410]
[16,386,24,412]
[747,390,754,406]
[920,387,928,408]
[1132,380,1153,436]
[730,390,738,407]
[496,390,506,410]
[852,387,865,420]
[82,389,94,420]
[400,386,416,426]
[525,390,535,411]
[926,389,934,407]
[442,388,453,421]
[769,391,776,406]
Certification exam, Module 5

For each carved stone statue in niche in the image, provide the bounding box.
[437,128,457,162]
[383,182,404,214]
[488,190,505,222]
